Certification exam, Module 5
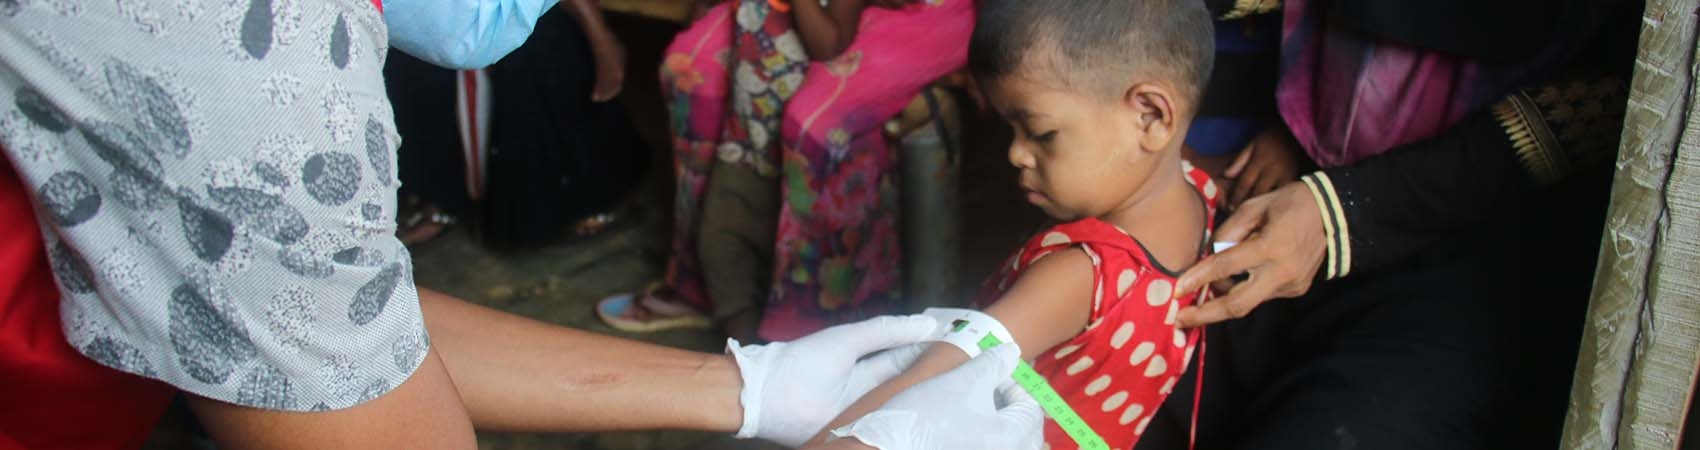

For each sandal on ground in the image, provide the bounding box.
[596,282,712,333]
[574,211,622,236]
[555,206,642,247]
[398,202,458,247]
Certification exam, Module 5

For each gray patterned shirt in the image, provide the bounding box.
[0,0,428,411]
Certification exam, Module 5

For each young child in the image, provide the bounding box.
[814,0,1218,448]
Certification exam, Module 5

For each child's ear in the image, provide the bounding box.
[1122,82,1177,154]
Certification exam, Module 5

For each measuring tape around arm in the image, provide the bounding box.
[923,308,1111,450]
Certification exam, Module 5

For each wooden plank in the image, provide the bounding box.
[1564,1,1700,449]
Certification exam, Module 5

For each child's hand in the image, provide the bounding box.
[949,70,987,113]
[1224,127,1305,210]
[587,28,626,102]
[688,0,726,22]
[867,0,922,8]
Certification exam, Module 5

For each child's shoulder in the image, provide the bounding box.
[1023,219,1138,251]
[1008,219,1156,277]
[1025,162,1219,254]
[1182,160,1224,216]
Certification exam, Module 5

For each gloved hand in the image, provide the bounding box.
[828,344,1045,450]
[730,315,939,447]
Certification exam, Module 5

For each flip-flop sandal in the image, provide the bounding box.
[575,212,620,236]
[556,206,644,247]
[596,283,712,333]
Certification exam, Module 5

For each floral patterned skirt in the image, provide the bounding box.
[658,0,973,340]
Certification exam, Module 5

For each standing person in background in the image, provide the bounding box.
[388,0,647,248]
[597,0,975,343]
[478,0,649,249]
[0,1,1041,448]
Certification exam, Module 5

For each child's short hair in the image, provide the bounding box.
[969,0,1215,105]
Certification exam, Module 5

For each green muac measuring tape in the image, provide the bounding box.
[924,308,1110,450]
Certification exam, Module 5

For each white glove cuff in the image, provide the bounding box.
[828,411,922,450]
[726,338,769,439]
[922,308,1015,358]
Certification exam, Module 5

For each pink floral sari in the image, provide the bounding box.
[660,0,974,340]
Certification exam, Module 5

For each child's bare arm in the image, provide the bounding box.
[804,249,1098,446]
[792,0,867,61]
[559,0,625,102]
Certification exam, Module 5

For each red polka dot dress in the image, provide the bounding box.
[975,164,1220,450]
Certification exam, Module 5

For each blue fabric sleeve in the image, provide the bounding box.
[1185,117,1265,157]
[1186,15,1281,157]
[384,0,560,69]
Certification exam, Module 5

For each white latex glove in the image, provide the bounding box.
[829,344,1045,450]
[730,315,939,447]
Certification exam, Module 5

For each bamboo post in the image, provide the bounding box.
[1563,1,1700,448]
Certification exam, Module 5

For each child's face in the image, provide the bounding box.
[981,72,1180,221]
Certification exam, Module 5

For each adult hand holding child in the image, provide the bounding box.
[1176,183,1328,328]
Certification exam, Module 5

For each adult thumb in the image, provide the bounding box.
[855,343,929,385]
[947,343,1022,392]
[812,314,941,357]
[995,380,1044,430]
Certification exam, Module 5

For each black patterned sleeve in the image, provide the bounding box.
[1299,75,1628,279]
[1204,0,1281,20]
